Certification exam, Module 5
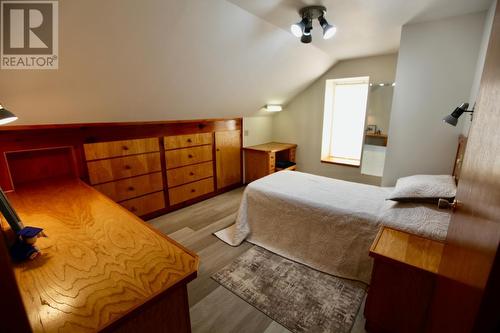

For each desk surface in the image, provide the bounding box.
[6,179,198,332]
[370,227,444,274]
[243,142,297,153]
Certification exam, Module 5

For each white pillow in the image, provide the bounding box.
[387,175,457,203]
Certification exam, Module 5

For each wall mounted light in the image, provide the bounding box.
[0,104,18,125]
[443,102,474,126]
[264,104,283,112]
[290,6,337,44]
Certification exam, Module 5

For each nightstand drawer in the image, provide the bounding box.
[166,162,213,188]
[87,152,162,184]
[165,145,212,169]
[164,133,212,150]
[84,138,159,161]
[93,172,163,202]
[168,178,214,205]
[120,191,165,216]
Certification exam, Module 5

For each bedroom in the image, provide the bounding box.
[0,0,499,333]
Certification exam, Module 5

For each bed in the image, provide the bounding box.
[215,171,451,284]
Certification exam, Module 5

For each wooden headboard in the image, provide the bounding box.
[452,134,468,182]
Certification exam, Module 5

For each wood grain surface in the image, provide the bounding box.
[370,227,444,274]
[84,138,160,161]
[215,131,242,189]
[93,172,164,202]
[165,146,213,170]
[164,133,213,150]
[87,152,162,184]
[7,179,198,333]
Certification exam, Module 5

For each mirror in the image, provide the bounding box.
[361,83,394,177]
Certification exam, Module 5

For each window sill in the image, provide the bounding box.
[321,157,360,168]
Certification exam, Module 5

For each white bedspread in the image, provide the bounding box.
[215,171,450,284]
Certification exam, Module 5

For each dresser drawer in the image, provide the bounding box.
[84,138,159,161]
[120,191,165,216]
[165,145,212,169]
[87,152,162,184]
[164,133,213,150]
[93,172,164,202]
[168,178,214,205]
[166,162,213,188]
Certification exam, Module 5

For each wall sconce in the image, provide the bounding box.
[443,102,474,127]
[264,104,283,112]
[0,104,18,125]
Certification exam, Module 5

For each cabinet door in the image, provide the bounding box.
[215,131,242,189]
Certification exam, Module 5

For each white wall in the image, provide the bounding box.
[243,116,274,147]
[272,54,398,185]
[382,12,486,186]
[0,0,333,125]
[462,0,497,135]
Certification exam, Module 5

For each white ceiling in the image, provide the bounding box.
[0,0,492,124]
[228,0,493,62]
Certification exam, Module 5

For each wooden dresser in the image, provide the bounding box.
[243,142,297,183]
[0,119,242,219]
[364,227,444,333]
[2,179,199,332]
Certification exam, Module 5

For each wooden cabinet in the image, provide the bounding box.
[0,119,243,219]
[243,142,297,183]
[87,152,162,184]
[168,178,215,206]
[164,133,212,149]
[167,162,214,188]
[215,130,242,189]
[164,132,215,206]
[364,227,444,333]
[165,145,213,169]
[84,138,160,160]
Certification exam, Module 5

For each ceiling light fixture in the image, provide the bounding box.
[290,6,337,43]
[264,104,283,112]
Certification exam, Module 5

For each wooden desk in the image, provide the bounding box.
[243,142,297,183]
[4,179,199,333]
[364,227,444,333]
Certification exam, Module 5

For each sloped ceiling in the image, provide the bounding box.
[0,0,492,124]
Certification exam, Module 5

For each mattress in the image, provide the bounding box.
[215,171,450,284]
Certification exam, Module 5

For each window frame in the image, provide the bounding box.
[321,76,370,167]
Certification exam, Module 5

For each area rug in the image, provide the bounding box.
[212,246,367,333]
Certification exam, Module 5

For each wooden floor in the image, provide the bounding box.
[149,187,367,333]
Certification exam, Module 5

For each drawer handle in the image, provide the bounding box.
[124,165,132,170]
[189,172,195,176]
[191,189,196,193]
[188,154,193,158]
[216,148,220,152]
[187,138,192,143]
[130,206,137,212]
[128,186,135,191]
[198,123,206,129]
[122,145,129,151]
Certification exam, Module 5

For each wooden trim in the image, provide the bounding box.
[320,158,361,168]
[0,118,241,132]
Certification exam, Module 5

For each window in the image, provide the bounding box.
[321,77,369,166]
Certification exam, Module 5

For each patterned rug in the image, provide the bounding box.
[212,246,367,333]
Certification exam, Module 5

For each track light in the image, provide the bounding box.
[318,16,337,39]
[443,103,474,126]
[291,18,308,37]
[291,6,336,44]
[301,21,313,43]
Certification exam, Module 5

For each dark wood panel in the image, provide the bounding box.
[6,147,77,189]
[428,5,500,333]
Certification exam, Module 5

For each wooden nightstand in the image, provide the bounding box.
[364,227,444,333]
